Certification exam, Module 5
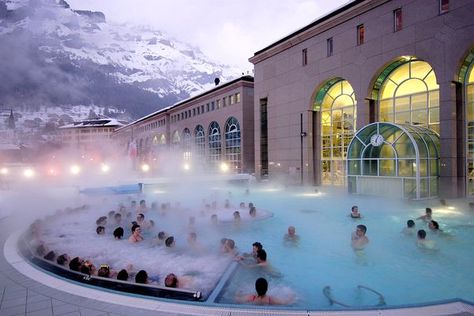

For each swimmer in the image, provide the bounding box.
[417,208,432,222]
[187,232,205,252]
[80,260,97,276]
[428,220,442,232]
[130,200,137,212]
[139,199,147,212]
[44,250,56,261]
[165,236,175,248]
[113,227,124,239]
[107,210,115,219]
[113,213,122,225]
[154,231,167,246]
[249,206,257,218]
[233,211,241,224]
[116,269,129,281]
[235,241,262,261]
[239,202,246,209]
[211,214,218,225]
[240,249,270,269]
[69,257,83,272]
[350,205,361,218]
[96,226,105,235]
[97,264,117,278]
[235,277,293,305]
[351,224,369,250]
[56,253,70,266]
[225,199,231,209]
[164,273,194,289]
[284,226,299,242]
[128,224,144,243]
[416,229,437,250]
[96,216,107,226]
[402,220,416,235]
[135,270,149,284]
[223,239,237,256]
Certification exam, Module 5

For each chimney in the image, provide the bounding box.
[214,78,220,86]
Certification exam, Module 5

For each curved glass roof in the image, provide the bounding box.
[348,122,439,161]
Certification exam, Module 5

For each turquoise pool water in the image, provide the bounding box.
[35,182,474,309]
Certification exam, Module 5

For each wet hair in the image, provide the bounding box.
[158,231,166,240]
[137,213,145,221]
[220,238,228,245]
[249,206,257,217]
[140,199,146,205]
[430,220,440,230]
[135,270,148,284]
[248,202,254,209]
[407,220,415,228]
[131,200,137,206]
[80,265,91,275]
[96,226,105,235]
[255,277,268,297]
[98,265,110,278]
[252,242,263,250]
[233,211,240,219]
[226,239,235,250]
[69,257,82,271]
[113,227,124,239]
[165,273,178,288]
[257,249,267,262]
[131,224,140,233]
[36,244,47,256]
[418,229,427,239]
[114,213,122,221]
[351,205,358,211]
[211,214,218,222]
[108,210,115,218]
[56,254,69,266]
[165,236,175,247]
[117,269,128,281]
[96,216,107,226]
[357,224,367,234]
[425,207,432,214]
[43,250,56,261]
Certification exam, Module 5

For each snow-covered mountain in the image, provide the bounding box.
[0,0,241,118]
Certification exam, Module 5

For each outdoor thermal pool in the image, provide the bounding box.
[21,183,474,310]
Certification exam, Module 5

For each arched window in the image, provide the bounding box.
[182,128,192,161]
[225,117,241,172]
[378,58,439,132]
[208,121,221,168]
[318,79,357,185]
[464,51,474,195]
[194,125,205,157]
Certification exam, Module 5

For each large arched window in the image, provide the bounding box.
[463,50,474,195]
[208,121,221,168]
[378,58,439,133]
[182,128,192,161]
[225,117,241,172]
[194,125,205,158]
[317,79,357,185]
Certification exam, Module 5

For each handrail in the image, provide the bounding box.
[323,285,386,307]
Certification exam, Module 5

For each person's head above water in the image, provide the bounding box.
[429,220,440,230]
[165,236,175,247]
[407,220,415,228]
[256,249,267,262]
[165,273,178,288]
[356,224,367,235]
[113,227,124,239]
[255,277,268,297]
[417,229,427,239]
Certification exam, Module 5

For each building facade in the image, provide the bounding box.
[113,76,255,174]
[249,0,474,197]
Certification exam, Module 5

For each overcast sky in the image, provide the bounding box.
[67,0,350,71]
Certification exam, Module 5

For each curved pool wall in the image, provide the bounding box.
[7,181,474,314]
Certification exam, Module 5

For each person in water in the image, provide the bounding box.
[402,220,416,235]
[417,208,432,222]
[351,224,369,250]
[128,224,144,243]
[416,229,437,250]
[235,277,293,305]
[350,205,361,218]
[284,226,299,242]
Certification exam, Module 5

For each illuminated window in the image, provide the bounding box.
[208,121,221,169]
[327,38,333,57]
[194,125,205,158]
[439,0,449,14]
[357,24,365,45]
[379,59,439,133]
[319,79,357,185]
[182,128,192,160]
[225,117,241,172]
[216,99,221,109]
[394,8,402,32]
[302,48,308,66]
[235,92,241,103]
[465,55,474,195]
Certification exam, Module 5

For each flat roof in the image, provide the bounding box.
[251,0,365,58]
[115,75,254,132]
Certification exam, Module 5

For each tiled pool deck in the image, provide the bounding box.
[1,213,474,316]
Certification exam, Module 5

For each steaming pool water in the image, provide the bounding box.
[23,182,474,310]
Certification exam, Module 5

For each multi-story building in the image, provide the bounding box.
[249,0,474,198]
[59,118,124,151]
[113,76,255,174]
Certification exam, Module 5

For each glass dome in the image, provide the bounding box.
[346,122,439,199]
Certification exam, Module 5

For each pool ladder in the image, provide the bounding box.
[323,285,386,307]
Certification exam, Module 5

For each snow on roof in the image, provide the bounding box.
[59,118,124,129]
